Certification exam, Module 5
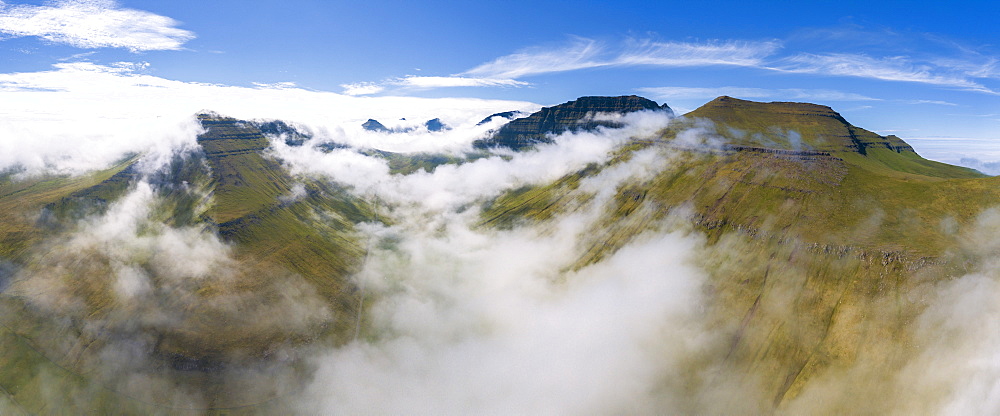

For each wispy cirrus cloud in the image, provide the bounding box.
[461,37,610,79]
[343,37,783,95]
[341,75,527,96]
[461,38,781,79]
[616,39,781,67]
[395,76,528,89]
[638,86,879,102]
[776,53,998,94]
[932,57,1000,79]
[343,38,607,95]
[899,99,958,106]
[0,0,194,52]
[343,32,1000,97]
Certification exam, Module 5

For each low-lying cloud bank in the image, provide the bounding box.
[270,110,674,210]
[285,116,733,414]
[7,176,333,408]
[0,61,538,176]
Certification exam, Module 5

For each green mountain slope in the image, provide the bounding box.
[196,114,373,307]
[480,96,1000,412]
[0,95,996,413]
[0,114,377,413]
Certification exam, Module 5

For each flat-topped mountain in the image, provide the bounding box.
[475,95,674,150]
[674,96,981,180]
[686,96,914,154]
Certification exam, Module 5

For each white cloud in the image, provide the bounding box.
[287,123,725,414]
[341,75,528,96]
[272,110,674,211]
[396,75,528,89]
[344,32,1000,98]
[933,56,1000,79]
[0,0,195,52]
[777,53,998,94]
[461,38,781,80]
[252,81,298,90]
[340,81,385,96]
[0,61,538,175]
[346,34,1000,99]
[11,178,336,406]
[462,37,609,79]
[639,86,879,102]
[899,99,958,106]
[617,39,780,67]
[904,137,1000,169]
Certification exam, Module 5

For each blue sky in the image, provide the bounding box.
[0,0,999,166]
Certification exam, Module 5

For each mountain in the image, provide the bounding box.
[476,110,526,126]
[363,117,450,133]
[473,95,674,150]
[424,118,449,132]
[0,95,997,413]
[362,118,389,132]
[479,96,1000,412]
[0,114,377,412]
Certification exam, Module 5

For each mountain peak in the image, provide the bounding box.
[474,95,673,150]
[362,118,389,132]
[699,95,842,119]
[425,118,449,132]
[684,96,912,155]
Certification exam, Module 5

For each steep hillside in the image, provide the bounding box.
[486,96,995,255]
[480,96,1000,412]
[0,114,377,413]
[197,113,373,299]
[684,96,980,178]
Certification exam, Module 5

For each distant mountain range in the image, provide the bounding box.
[362,117,451,133]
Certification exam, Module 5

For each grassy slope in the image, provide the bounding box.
[479,97,1000,412]
[0,115,376,413]
[198,114,371,316]
[0,157,138,261]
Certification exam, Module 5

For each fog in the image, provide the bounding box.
[0,62,537,176]
[1,62,1000,414]
[888,209,1000,414]
[274,112,730,413]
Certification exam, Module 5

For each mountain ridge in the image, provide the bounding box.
[0,94,996,414]
[474,95,674,150]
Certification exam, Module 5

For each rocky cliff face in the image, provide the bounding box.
[474,95,674,150]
